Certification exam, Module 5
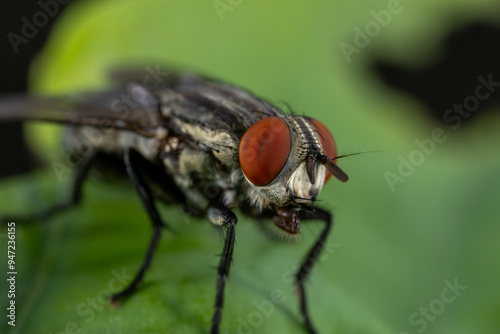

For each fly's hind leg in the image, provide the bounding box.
[110,147,195,304]
[1,149,98,224]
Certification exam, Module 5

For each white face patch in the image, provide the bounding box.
[288,161,326,204]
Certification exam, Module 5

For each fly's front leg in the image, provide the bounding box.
[295,208,333,334]
[208,206,237,334]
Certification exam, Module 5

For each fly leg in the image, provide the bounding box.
[295,208,333,334]
[1,149,98,224]
[209,206,238,334]
[110,147,193,304]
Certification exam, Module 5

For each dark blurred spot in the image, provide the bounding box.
[372,23,500,127]
[0,0,74,178]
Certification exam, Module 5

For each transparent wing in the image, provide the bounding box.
[0,69,281,139]
[0,84,163,137]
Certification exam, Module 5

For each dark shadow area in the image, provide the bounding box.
[0,0,74,178]
[371,23,500,128]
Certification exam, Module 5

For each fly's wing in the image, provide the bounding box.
[0,84,163,137]
[0,69,282,148]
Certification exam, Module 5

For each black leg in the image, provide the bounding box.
[110,148,168,304]
[110,148,201,303]
[209,207,237,334]
[1,149,98,224]
[295,208,333,334]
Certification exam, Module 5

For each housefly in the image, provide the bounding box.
[0,68,349,334]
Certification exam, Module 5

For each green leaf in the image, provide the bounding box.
[2,0,500,333]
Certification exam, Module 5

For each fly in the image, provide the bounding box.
[0,69,350,334]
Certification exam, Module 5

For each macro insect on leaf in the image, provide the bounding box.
[0,69,349,334]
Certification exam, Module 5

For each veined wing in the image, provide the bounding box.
[0,84,163,137]
[0,71,283,143]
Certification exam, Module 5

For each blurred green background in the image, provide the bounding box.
[1,0,500,333]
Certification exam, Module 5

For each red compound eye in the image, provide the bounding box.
[311,119,338,183]
[239,117,291,186]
